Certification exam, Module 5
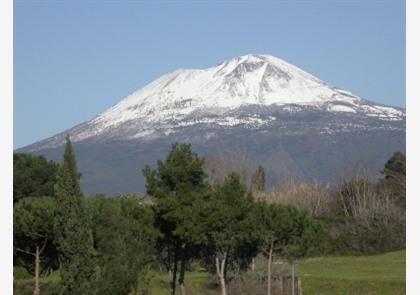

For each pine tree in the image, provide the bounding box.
[14,197,56,295]
[54,136,96,294]
[254,202,325,295]
[143,143,209,295]
[205,173,259,295]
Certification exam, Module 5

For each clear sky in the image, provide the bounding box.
[14,0,405,148]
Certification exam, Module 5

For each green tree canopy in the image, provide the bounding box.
[14,197,57,294]
[255,201,325,295]
[88,195,159,295]
[143,143,209,295]
[13,153,58,203]
[381,151,406,207]
[204,173,259,295]
[13,197,57,274]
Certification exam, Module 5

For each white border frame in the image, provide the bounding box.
[0,0,13,292]
[406,0,420,294]
[2,0,417,294]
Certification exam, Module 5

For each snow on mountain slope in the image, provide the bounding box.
[25,54,405,150]
[92,54,402,126]
[93,54,360,128]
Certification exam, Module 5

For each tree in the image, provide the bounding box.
[279,211,325,295]
[54,136,96,294]
[254,202,288,295]
[13,153,58,203]
[380,152,406,208]
[255,201,325,295]
[251,165,265,192]
[14,197,57,295]
[336,175,405,253]
[205,173,259,295]
[143,143,209,295]
[88,195,159,295]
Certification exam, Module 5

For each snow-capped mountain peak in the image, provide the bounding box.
[92,54,365,128]
[27,54,405,149]
[19,54,406,195]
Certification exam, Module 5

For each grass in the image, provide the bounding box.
[297,250,405,295]
[147,250,405,295]
[149,271,211,295]
[14,250,405,295]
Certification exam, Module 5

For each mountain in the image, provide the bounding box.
[18,54,405,195]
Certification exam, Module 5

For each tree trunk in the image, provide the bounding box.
[178,244,187,295]
[219,274,227,295]
[171,246,179,295]
[251,258,255,272]
[291,262,295,295]
[34,246,40,295]
[266,242,273,295]
[223,247,229,280]
[216,252,228,295]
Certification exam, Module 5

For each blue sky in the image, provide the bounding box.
[14,0,405,148]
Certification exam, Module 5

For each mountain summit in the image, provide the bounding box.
[93,53,402,124]
[20,54,405,194]
[99,53,361,121]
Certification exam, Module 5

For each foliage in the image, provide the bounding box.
[87,195,159,295]
[143,143,209,294]
[54,136,96,294]
[206,173,258,251]
[255,201,326,260]
[332,166,405,254]
[13,153,58,203]
[380,151,406,208]
[14,197,58,275]
[203,173,259,288]
[13,143,406,293]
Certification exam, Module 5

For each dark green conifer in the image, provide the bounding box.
[54,136,96,294]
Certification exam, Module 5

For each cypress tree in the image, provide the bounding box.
[251,165,265,192]
[54,136,96,294]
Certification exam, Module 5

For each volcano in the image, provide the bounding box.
[19,54,405,195]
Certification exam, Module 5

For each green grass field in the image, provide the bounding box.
[148,250,405,295]
[298,250,405,295]
[14,250,405,295]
